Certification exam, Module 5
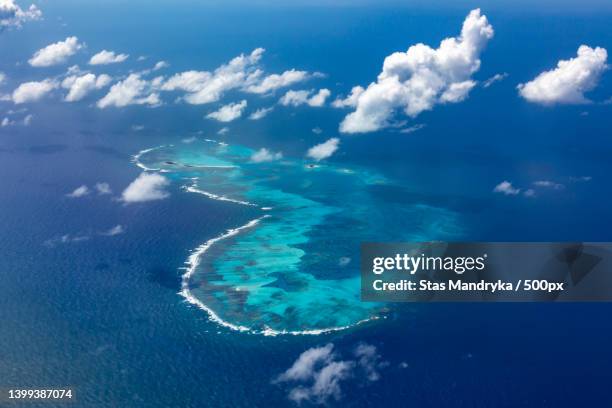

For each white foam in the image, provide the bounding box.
[179,217,266,334]
[183,182,257,207]
[132,145,165,171]
[179,214,379,336]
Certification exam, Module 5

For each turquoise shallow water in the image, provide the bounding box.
[137,140,462,333]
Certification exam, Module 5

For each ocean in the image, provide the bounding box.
[1,1,611,406]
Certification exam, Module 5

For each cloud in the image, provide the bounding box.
[44,233,89,247]
[12,79,57,103]
[399,123,426,134]
[121,172,170,203]
[339,9,493,133]
[245,69,310,94]
[276,344,335,383]
[332,86,365,108]
[0,1,41,30]
[288,361,353,404]
[66,185,90,198]
[518,46,608,105]
[279,88,331,107]
[29,36,83,67]
[533,180,564,190]
[206,100,247,122]
[482,72,508,88]
[62,73,112,102]
[1,112,33,126]
[275,343,386,405]
[217,127,229,135]
[161,48,264,104]
[94,182,112,195]
[89,50,128,65]
[354,343,386,382]
[248,106,273,120]
[307,89,331,107]
[493,181,520,195]
[101,224,124,236]
[307,137,339,161]
[250,148,282,163]
[97,74,160,108]
[569,176,592,182]
[0,72,5,85]
[153,61,169,71]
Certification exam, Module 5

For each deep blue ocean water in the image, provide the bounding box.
[1,1,612,406]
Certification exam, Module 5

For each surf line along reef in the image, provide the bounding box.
[134,140,462,335]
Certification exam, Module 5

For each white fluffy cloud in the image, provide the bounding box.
[97,74,160,108]
[66,185,90,198]
[493,181,520,195]
[275,343,385,405]
[153,61,169,71]
[161,48,264,104]
[121,172,170,203]
[518,45,608,105]
[206,100,247,122]
[29,36,83,67]
[307,137,339,161]
[332,86,364,108]
[339,9,493,133]
[250,148,282,163]
[95,182,112,195]
[12,79,57,103]
[248,106,273,120]
[62,73,112,102]
[0,0,41,30]
[279,88,330,107]
[161,48,313,105]
[89,50,128,65]
[277,344,334,381]
[245,69,310,94]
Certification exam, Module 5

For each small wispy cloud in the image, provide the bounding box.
[307,138,339,161]
[250,148,282,163]
[482,72,508,88]
[100,224,124,236]
[248,106,273,120]
[89,50,128,65]
[206,100,247,122]
[279,88,330,107]
[493,181,520,196]
[66,185,90,198]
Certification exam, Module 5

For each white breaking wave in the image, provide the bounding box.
[132,145,166,171]
[183,182,257,207]
[179,217,266,334]
[179,215,379,336]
